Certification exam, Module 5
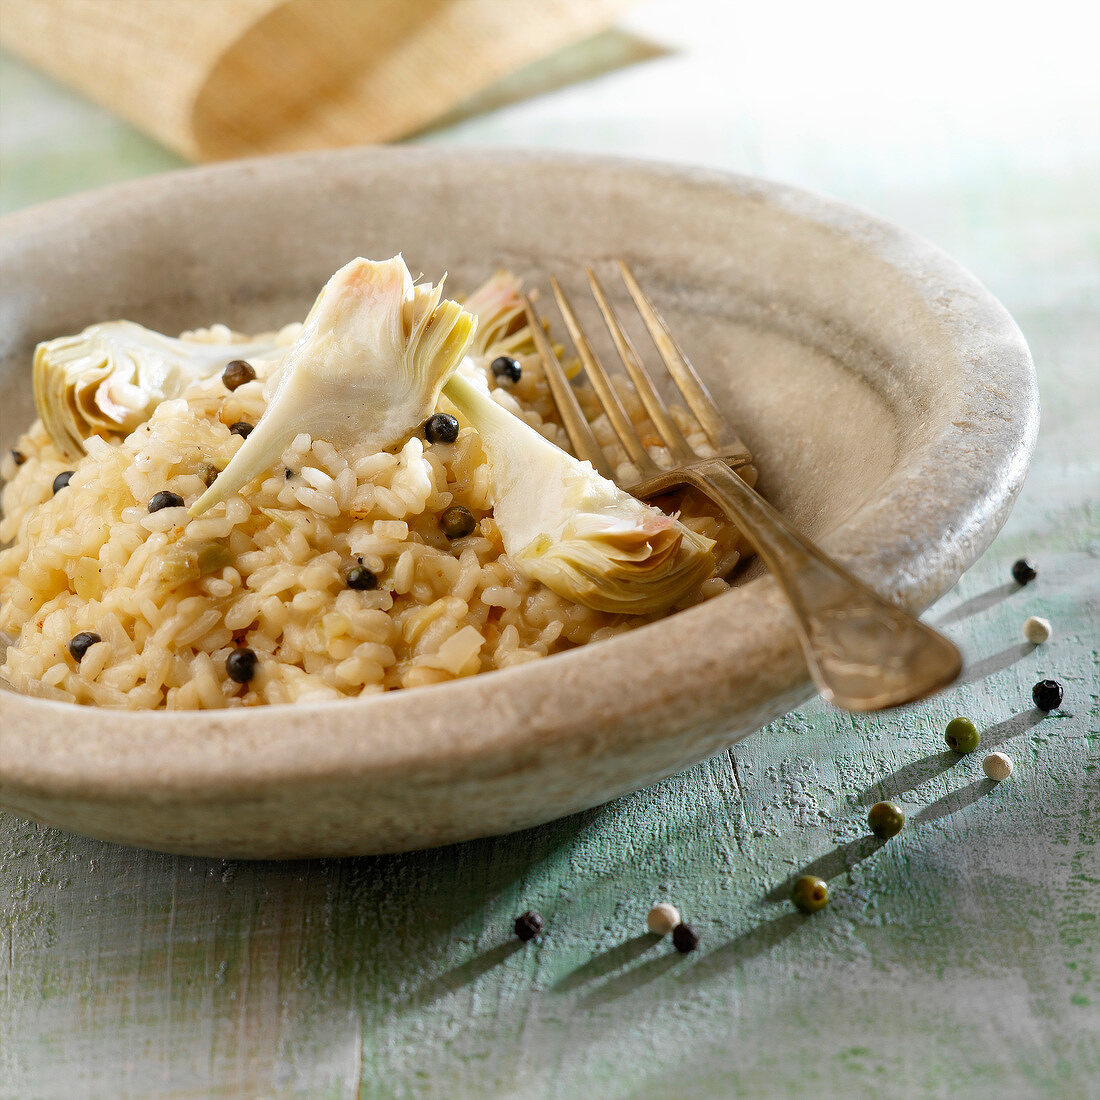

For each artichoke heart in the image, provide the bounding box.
[190,256,477,516]
[443,370,715,615]
[33,321,288,460]
[516,503,715,615]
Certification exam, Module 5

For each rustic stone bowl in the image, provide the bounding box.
[0,149,1036,857]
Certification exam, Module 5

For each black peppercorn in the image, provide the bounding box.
[424,413,460,444]
[221,359,257,391]
[514,911,544,941]
[148,490,185,513]
[345,565,378,591]
[672,923,699,953]
[1032,679,1063,712]
[52,470,74,494]
[11,449,26,466]
[1011,558,1037,585]
[229,421,254,438]
[490,355,522,384]
[226,648,258,684]
[68,631,102,662]
[285,467,295,480]
[439,504,476,540]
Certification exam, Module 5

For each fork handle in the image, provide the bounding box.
[684,460,962,711]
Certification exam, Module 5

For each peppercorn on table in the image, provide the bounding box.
[2,4,1098,1097]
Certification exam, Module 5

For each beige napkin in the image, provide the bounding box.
[0,0,639,161]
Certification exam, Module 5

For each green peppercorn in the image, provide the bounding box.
[440,504,476,539]
[945,716,980,753]
[221,359,257,391]
[867,801,905,839]
[199,463,220,487]
[791,875,830,913]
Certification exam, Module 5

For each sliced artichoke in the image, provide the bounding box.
[190,256,477,516]
[34,322,288,460]
[443,371,715,614]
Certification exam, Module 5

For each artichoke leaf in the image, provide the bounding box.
[34,321,288,460]
[190,256,477,516]
[462,270,538,361]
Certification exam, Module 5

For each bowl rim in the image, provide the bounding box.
[0,146,1038,805]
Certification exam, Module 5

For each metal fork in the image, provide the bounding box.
[523,261,962,712]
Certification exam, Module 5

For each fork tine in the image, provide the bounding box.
[619,260,747,454]
[585,266,696,465]
[550,277,657,476]
[521,292,614,480]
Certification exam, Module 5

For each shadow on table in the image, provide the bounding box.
[959,642,1035,686]
[577,950,684,1007]
[413,941,525,1004]
[859,708,1044,807]
[981,707,1045,749]
[574,910,809,1007]
[578,911,809,1008]
[553,933,660,993]
[933,582,1020,626]
[689,912,806,983]
[858,750,959,806]
[914,778,996,825]
[763,835,886,903]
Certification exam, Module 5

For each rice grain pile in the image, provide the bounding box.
[0,294,741,710]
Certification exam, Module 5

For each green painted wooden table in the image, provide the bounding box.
[2,4,1098,1096]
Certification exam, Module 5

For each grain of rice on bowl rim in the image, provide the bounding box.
[0,269,747,710]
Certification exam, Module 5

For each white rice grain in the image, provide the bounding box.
[300,466,335,492]
[77,640,112,681]
[417,625,484,675]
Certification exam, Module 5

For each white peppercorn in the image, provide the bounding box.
[646,903,681,936]
[1023,616,1052,644]
[983,751,1014,781]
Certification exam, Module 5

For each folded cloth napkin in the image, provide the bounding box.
[0,0,638,161]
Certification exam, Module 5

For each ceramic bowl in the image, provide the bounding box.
[0,149,1036,857]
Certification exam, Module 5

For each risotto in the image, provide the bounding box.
[0,265,743,710]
